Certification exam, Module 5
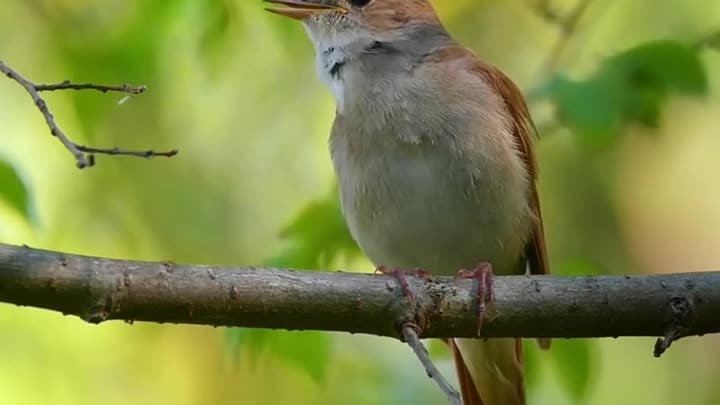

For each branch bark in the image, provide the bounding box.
[1,243,718,349]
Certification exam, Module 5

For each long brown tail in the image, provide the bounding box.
[450,338,525,405]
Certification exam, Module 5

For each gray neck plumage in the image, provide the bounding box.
[311,23,454,113]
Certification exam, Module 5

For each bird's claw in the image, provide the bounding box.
[375,265,431,305]
[456,262,495,336]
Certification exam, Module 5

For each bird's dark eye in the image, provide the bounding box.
[348,0,371,8]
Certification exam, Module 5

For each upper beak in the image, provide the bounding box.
[264,0,347,21]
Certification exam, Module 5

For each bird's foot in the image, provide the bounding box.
[375,266,431,305]
[456,262,495,336]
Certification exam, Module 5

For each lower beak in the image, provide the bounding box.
[264,0,346,21]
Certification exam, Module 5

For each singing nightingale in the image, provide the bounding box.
[265,1,551,404]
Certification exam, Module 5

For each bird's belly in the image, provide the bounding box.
[338,147,530,275]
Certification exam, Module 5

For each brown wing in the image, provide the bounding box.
[474,62,551,278]
[424,46,551,276]
[438,49,552,405]
[474,61,552,351]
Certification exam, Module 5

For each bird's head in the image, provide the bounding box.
[264,0,444,52]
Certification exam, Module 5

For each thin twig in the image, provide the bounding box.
[402,325,462,405]
[1,61,87,166]
[525,0,563,24]
[528,0,596,76]
[75,145,178,159]
[35,80,147,94]
[0,60,177,168]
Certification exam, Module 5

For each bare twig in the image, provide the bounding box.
[402,325,461,405]
[1,61,87,166]
[0,60,177,168]
[525,0,563,24]
[35,80,147,94]
[527,0,596,76]
[75,145,178,160]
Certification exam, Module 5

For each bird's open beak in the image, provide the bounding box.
[264,0,347,21]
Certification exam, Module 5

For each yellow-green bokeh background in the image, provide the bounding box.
[1,1,720,404]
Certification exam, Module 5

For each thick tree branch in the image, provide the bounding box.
[1,243,718,351]
[0,60,178,168]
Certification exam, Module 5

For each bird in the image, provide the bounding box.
[264,1,551,404]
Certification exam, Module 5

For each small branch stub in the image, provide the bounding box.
[653,295,695,357]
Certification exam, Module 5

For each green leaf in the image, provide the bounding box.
[0,160,31,219]
[270,331,333,382]
[225,329,332,382]
[269,192,359,270]
[705,31,720,51]
[226,190,354,382]
[607,40,707,95]
[523,339,541,391]
[550,339,594,402]
[264,240,320,269]
[197,0,235,73]
[543,75,623,146]
[556,260,602,276]
[225,328,272,357]
[541,40,708,146]
[428,339,451,359]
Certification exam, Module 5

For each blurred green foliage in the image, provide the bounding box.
[1,0,719,404]
[264,192,358,270]
[0,160,31,220]
[226,328,332,382]
[542,40,708,146]
[550,339,593,402]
